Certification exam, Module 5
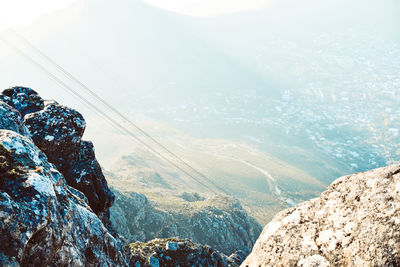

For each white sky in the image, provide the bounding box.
[0,0,272,30]
[143,0,272,17]
[0,0,76,29]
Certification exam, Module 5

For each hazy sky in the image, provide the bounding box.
[143,0,271,16]
[0,0,76,29]
[0,0,273,25]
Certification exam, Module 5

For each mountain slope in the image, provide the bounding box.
[110,189,262,255]
[106,129,325,224]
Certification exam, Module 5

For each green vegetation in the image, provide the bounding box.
[0,143,25,186]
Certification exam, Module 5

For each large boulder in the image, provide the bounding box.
[0,101,30,136]
[1,87,115,225]
[24,103,86,171]
[0,130,127,266]
[0,86,44,116]
[242,164,400,266]
[64,140,115,227]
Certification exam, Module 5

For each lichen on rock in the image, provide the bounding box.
[0,86,44,116]
[129,238,243,267]
[0,130,127,266]
[0,100,30,136]
[243,164,400,267]
[0,142,26,189]
[0,87,125,265]
[110,189,262,258]
[1,87,115,227]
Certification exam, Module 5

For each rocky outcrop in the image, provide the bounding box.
[0,87,126,265]
[110,189,169,243]
[110,189,262,256]
[0,99,30,136]
[243,164,400,266]
[0,130,127,266]
[1,86,114,226]
[24,102,86,170]
[0,87,44,116]
[129,238,245,267]
[180,191,205,202]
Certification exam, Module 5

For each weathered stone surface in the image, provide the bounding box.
[110,189,168,243]
[129,238,243,267]
[21,95,114,223]
[64,140,115,227]
[0,130,127,266]
[24,103,86,170]
[0,86,44,116]
[242,165,400,267]
[180,191,205,202]
[0,101,30,136]
[25,104,86,157]
[110,189,262,256]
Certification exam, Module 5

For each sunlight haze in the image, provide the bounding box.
[0,0,77,29]
[0,0,400,265]
[143,0,272,16]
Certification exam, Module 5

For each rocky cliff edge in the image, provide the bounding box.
[0,86,125,265]
[243,164,400,266]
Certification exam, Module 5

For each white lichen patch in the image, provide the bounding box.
[302,235,318,250]
[282,210,300,225]
[396,182,400,197]
[344,222,356,234]
[44,135,55,142]
[2,136,25,155]
[0,131,45,167]
[297,255,329,267]
[26,173,56,197]
[317,229,333,245]
[366,178,377,188]
[261,221,280,240]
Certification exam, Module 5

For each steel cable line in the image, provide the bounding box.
[0,34,222,195]
[6,28,229,195]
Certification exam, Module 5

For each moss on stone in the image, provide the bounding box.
[0,143,26,186]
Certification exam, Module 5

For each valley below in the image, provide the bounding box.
[97,120,325,225]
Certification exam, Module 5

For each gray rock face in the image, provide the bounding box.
[129,238,243,267]
[0,86,44,116]
[110,189,262,256]
[0,101,30,136]
[24,103,86,168]
[64,140,115,227]
[180,191,205,202]
[243,164,400,267]
[0,87,125,265]
[2,87,115,226]
[0,130,127,266]
[111,190,169,243]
